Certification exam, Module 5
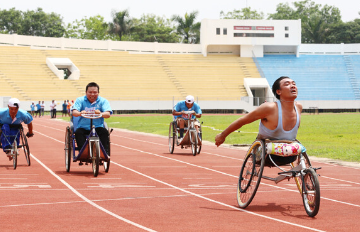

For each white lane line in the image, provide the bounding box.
[110,160,325,232]
[112,143,360,208]
[321,176,360,185]
[30,134,157,232]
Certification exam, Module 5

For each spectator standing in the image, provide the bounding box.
[30,102,35,117]
[62,100,68,117]
[40,101,45,117]
[50,100,57,118]
[36,101,41,118]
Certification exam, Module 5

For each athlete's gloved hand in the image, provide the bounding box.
[26,132,34,138]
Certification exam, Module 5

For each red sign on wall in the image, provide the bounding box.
[256,26,274,30]
[234,26,274,30]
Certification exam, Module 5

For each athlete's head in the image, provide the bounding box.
[272,76,297,100]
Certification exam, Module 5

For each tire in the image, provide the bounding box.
[237,140,265,208]
[13,140,17,170]
[65,127,71,172]
[169,122,175,154]
[291,151,311,195]
[197,127,202,154]
[190,130,197,156]
[104,159,110,173]
[92,141,100,177]
[302,168,320,217]
[21,130,31,166]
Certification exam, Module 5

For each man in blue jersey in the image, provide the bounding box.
[0,98,34,160]
[215,76,302,147]
[72,82,112,153]
[172,95,202,143]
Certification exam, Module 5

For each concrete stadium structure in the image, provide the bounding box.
[1,19,360,113]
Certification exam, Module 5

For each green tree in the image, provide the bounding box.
[172,11,201,44]
[0,7,64,37]
[220,7,264,19]
[128,14,180,43]
[325,19,360,43]
[108,9,133,41]
[268,0,341,43]
[0,8,23,34]
[65,15,111,40]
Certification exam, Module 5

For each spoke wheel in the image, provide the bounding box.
[291,151,311,195]
[237,140,265,208]
[21,130,30,166]
[168,122,175,154]
[190,131,197,156]
[65,127,71,172]
[197,128,202,154]
[13,141,18,170]
[302,168,320,217]
[92,142,100,177]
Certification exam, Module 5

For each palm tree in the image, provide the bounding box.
[171,11,201,44]
[108,9,132,41]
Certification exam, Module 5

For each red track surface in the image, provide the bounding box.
[1,116,359,231]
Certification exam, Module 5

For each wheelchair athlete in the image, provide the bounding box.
[72,82,112,154]
[172,95,202,143]
[215,76,303,163]
[0,98,34,161]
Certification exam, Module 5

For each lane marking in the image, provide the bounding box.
[110,160,325,232]
[29,152,157,232]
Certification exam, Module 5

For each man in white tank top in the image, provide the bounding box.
[215,76,303,146]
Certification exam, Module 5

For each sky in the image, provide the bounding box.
[1,0,359,24]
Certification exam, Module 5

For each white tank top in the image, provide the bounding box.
[257,100,299,140]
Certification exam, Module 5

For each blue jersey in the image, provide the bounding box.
[173,101,202,120]
[0,108,33,125]
[30,104,35,111]
[36,104,41,110]
[72,95,112,130]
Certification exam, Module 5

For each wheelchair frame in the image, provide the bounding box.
[168,111,202,156]
[0,124,31,169]
[237,139,321,217]
[64,113,112,177]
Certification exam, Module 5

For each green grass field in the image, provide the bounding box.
[67,113,360,163]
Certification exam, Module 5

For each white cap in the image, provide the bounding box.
[8,98,20,108]
[185,95,194,104]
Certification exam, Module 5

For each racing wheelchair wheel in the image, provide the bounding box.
[196,125,202,154]
[237,139,265,208]
[302,168,320,217]
[12,140,18,170]
[190,130,197,156]
[168,122,175,154]
[104,141,110,173]
[20,129,31,166]
[65,126,71,172]
[291,151,311,195]
[92,141,100,177]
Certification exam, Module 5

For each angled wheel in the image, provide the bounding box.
[20,130,30,166]
[197,126,202,154]
[291,151,311,195]
[65,126,71,172]
[190,130,197,156]
[92,141,100,177]
[12,140,18,170]
[104,141,110,173]
[168,122,175,154]
[302,168,320,217]
[237,140,265,208]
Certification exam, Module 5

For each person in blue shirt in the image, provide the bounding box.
[0,98,34,160]
[30,102,35,116]
[172,95,202,143]
[62,100,68,117]
[36,101,41,118]
[72,82,112,154]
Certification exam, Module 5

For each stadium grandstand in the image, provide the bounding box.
[0,19,360,113]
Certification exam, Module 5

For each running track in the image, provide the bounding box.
[0,116,359,232]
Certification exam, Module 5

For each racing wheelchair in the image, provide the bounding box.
[168,111,202,156]
[0,124,31,169]
[237,139,321,217]
[64,113,112,177]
